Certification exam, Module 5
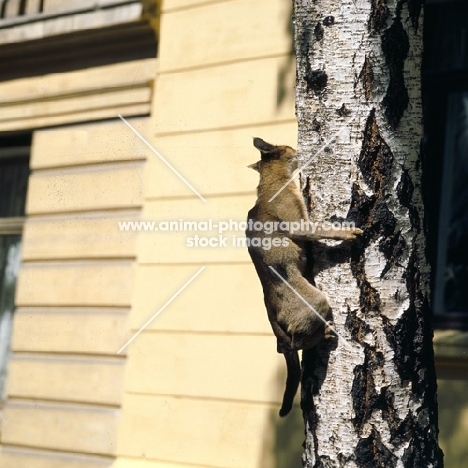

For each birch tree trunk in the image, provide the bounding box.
[293,1,444,466]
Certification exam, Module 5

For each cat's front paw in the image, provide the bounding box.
[344,227,363,240]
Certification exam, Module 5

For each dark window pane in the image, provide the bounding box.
[435,93,468,315]
[425,2,468,72]
[0,157,30,217]
[0,136,30,399]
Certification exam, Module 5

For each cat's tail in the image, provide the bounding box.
[279,349,301,417]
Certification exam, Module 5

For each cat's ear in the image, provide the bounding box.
[253,137,276,154]
[248,161,261,172]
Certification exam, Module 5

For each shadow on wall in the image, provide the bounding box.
[262,366,304,468]
[438,378,468,468]
[277,0,295,109]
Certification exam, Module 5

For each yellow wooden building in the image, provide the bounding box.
[0,1,466,467]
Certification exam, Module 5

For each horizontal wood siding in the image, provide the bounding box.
[124,333,284,403]
[152,58,293,134]
[0,447,113,468]
[2,401,119,454]
[131,264,269,334]
[143,123,298,198]
[117,395,271,468]
[0,1,156,466]
[22,212,139,260]
[158,0,291,72]
[12,308,129,355]
[31,118,150,169]
[16,261,134,307]
[7,355,125,405]
[0,59,155,131]
[26,163,143,214]
[1,114,146,465]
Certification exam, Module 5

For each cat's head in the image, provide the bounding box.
[249,137,298,174]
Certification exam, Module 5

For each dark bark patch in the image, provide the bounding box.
[379,231,407,278]
[345,307,371,344]
[312,117,322,132]
[368,0,390,33]
[355,428,398,468]
[349,186,401,278]
[305,68,328,94]
[370,198,397,238]
[380,386,402,437]
[352,346,384,433]
[314,22,324,41]
[337,103,352,117]
[381,15,410,129]
[347,183,376,233]
[390,412,415,446]
[396,169,413,208]
[350,120,403,287]
[402,417,444,468]
[302,175,314,213]
[358,109,394,193]
[323,16,335,26]
[397,168,421,231]
[351,257,382,314]
[297,26,312,63]
[352,111,400,277]
[384,252,431,397]
[387,304,420,388]
[359,56,373,101]
[312,455,334,468]
[383,251,443,465]
[348,183,396,312]
[406,0,423,31]
[386,318,444,466]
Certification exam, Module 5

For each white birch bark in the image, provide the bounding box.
[293,0,444,466]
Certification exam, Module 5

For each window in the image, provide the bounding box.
[433,93,468,321]
[423,0,468,328]
[0,135,30,400]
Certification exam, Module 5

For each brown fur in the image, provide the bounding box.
[246,137,362,416]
